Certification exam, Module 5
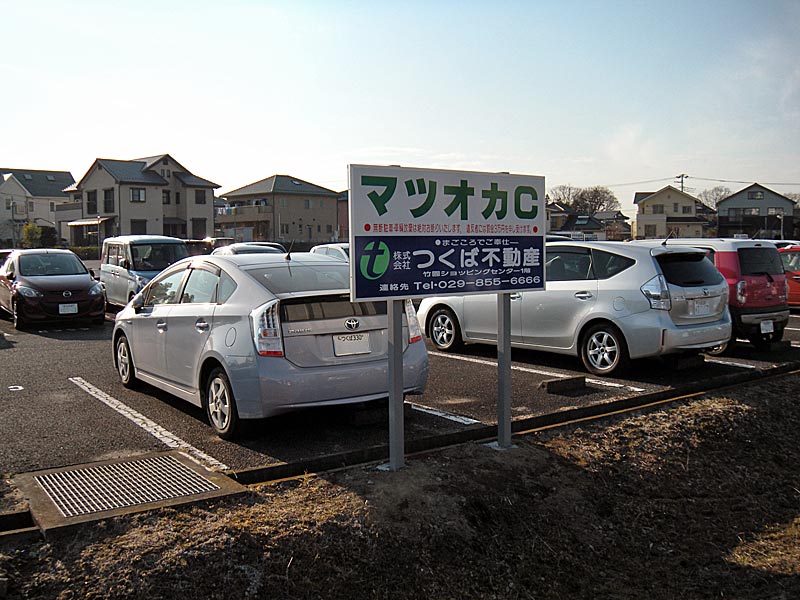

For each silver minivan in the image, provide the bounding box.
[417,241,731,376]
[100,235,188,307]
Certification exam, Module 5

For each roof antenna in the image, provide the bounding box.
[661,229,677,246]
[285,238,295,260]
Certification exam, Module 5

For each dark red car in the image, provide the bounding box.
[0,249,105,330]
[779,245,800,306]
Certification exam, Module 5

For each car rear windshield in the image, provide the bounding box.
[19,253,87,276]
[281,294,386,322]
[738,247,784,276]
[248,263,350,295]
[657,252,723,286]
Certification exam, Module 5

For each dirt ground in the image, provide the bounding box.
[1,373,799,599]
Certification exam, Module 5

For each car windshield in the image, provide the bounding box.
[19,253,87,276]
[247,263,350,294]
[738,247,784,276]
[131,243,188,271]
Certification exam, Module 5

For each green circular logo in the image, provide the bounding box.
[359,241,390,280]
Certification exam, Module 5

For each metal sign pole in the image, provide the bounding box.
[497,292,512,448]
[387,298,405,470]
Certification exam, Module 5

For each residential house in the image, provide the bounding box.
[0,168,75,245]
[633,186,714,239]
[545,201,575,232]
[65,154,219,245]
[217,175,340,246]
[593,210,632,241]
[715,183,796,240]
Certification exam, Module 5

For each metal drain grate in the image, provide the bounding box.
[35,455,220,518]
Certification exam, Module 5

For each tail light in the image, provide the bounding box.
[736,280,746,304]
[641,275,671,310]
[405,299,422,344]
[251,299,284,357]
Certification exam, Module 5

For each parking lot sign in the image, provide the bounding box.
[349,165,546,301]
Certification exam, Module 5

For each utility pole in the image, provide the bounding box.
[675,173,689,192]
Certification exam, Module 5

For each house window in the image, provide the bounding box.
[131,188,146,203]
[304,199,311,209]
[748,191,764,200]
[176,192,180,205]
[130,219,147,234]
[195,189,207,204]
[682,205,692,214]
[317,224,321,233]
[4,199,10,210]
[28,201,34,212]
[163,190,171,205]
[160,169,165,177]
[281,223,289,235]
[86,190,98,213]
[768,207,784,215]
[104,188,115,213]
[744,207,759,216]
[162,158,168,165]
[651,204,664,214]
[49,202,55,212]
[191,218,207,238]
[46,175,55,182]
[167,170,171,178]
[644,224,657,237]
[326,224,333,233]
[673,203,679,213]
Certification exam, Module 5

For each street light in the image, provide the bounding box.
[776,214,784,241]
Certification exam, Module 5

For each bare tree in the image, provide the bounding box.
[547,184,581,205]
[697,186,731,209]
[573,186,619,214]
[784,192,800,203]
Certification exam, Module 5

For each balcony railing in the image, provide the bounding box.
[215,205,272,222]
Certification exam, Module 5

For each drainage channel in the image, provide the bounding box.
[3,358,798,542]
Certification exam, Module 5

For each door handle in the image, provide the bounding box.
[574,291,593,300]
[510,293,522,300]
[195,319,210,332]
[156,320,167,332]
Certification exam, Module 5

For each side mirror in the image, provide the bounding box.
[131,293,145,313]
[7,273,15,281]
[120,258,130,269]
[89,268,97,279]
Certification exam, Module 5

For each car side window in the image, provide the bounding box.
[217,271,237,303]
[546,247,594,281]
[591,249,635,279]
[145,269,187,306]
[181,269,219,304]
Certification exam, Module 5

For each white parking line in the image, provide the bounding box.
[409,402,482,425]
[705,359,759,370]
[784,327,800,331]
[69,377,229,472]
[428,351,646,392]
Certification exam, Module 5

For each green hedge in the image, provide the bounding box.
[69,246,100,260]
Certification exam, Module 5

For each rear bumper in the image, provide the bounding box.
[730,306,789,336]
[620,309,732,358]
[228,341,430,419]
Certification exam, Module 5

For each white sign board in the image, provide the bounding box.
[348,165,546,301]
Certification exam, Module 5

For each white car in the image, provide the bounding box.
[417,241,732,376]
[310,243,349,261]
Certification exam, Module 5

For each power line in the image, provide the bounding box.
[689,176,800,186]
[593,177,675,188]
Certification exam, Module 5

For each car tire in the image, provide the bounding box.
[12,300,26,330]
[115,335,138,389]
[580,322,629,376]
[205,367,240,440]
[749,327,784,351]
[429,307,463,352]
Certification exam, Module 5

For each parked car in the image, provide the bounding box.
[0,249,105,329]
[778,245,800,306]
[210,243,284,256]
[100,235,189,308]
[310,243,350,261]
[630,238,789,353]
[0,249,13,268]
[418,241,731,376]
[244,241,287,252]
[754,239,800,249]
[112,253,429,438]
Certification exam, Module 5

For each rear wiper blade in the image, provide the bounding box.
[751,271,774,282]
[682,280,705,285]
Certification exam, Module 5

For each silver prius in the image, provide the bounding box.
[112,253,429,439]
[417,241,732,377]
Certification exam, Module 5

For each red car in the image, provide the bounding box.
[779,245,800,306]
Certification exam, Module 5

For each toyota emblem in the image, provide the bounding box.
[344,318,360,331]
[63,290,72,298]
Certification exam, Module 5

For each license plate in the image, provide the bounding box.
[760,320,774,334]
[59,303,78,315]
[693,298,710,316]
[333,333,370,356]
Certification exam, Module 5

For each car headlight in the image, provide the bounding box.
[89,283,104,296]
[16,285,43,298]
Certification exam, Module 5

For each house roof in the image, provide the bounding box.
[173,172,220,189]
[96,159,168,185]
[545,201,575,213]
[594,210,628,222]
[633,192,654,205]
[634,185,699,205]
[0,168,74,198]
[222,175,339,198]
[561,214,604,231]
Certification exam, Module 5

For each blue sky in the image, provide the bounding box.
[2,0,798,217]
